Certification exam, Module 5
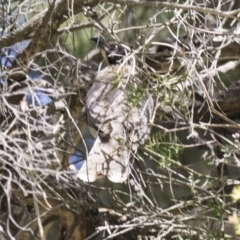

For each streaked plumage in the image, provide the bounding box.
[77,38,153,182]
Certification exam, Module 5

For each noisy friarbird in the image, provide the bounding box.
[77,37,153,182]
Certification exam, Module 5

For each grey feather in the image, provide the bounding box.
[77,65,153,182]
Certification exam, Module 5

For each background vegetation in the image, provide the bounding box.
[1,0,240,239]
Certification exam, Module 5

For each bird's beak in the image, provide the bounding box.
[91,37,109,51]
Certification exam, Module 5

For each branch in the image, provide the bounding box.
[104,0,240,20]
[144,33,240,73]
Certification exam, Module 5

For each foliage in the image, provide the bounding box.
[1,0,240,239]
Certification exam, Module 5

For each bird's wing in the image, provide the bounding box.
[124,93,154,151]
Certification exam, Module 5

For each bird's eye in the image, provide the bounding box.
[109,44,118,50]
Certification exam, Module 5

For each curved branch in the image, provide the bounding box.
[104,1,240,19]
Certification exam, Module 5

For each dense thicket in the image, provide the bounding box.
[1,1,240,239]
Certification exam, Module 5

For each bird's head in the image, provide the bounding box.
[91,37,126,65]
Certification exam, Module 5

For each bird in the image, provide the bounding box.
[77,37,153,182]
[90,37,127,65]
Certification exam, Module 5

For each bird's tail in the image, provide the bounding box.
[77,123,130,182]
